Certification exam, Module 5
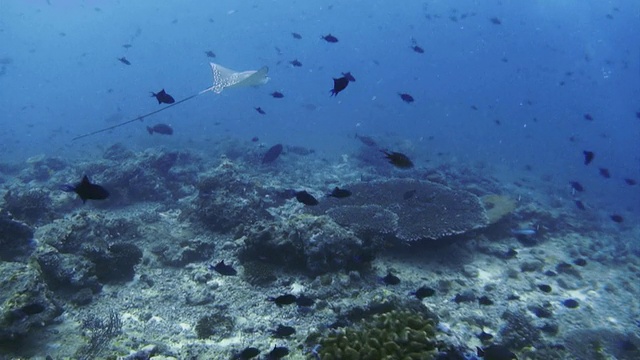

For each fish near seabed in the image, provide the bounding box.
[60,175,109,203]
[147,123,173,135]
[262,144,283,164]
[382,150,414,169]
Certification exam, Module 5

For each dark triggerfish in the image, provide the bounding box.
[262,144,283,164]
[61,175,109,203]
[147,123,173,135]
[151,89,175,104]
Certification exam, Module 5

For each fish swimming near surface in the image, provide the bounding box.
[342,71,356,82]
[295,190,319,206]
[151,89,175,104]
[117,57,131,65]
[599,168,611,178]
[411,45,425,53]
[289,59,302,67]
[204,50,216,58]
[60,175,109,203]
[330,76,350,96]
[262,144,283,164]
[399,92,414,103]
[255,107,266,115]
[270,91,284,98]
[624,178,637,185]
[382,150,414,169]
[328,187,351,198]
[583,150,594,165]
[147,123,173,135]
[321,34,339,43]
[210,260,237,276]
[291,32,302,39]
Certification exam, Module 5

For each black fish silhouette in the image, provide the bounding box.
[330,76,349,96]
[328,187,351,198]
[321,34,339,43]
[599,168,611,178]
[255,107,266,115]
[289,59,302,67]
[382,151,414,169]
[295,191,319,206]
[151,89,175,104]
[60,175,109,203]
[399,93,414,103]
[117,57,131,65]
[291,32,302,39]
[262,144,283,164]
[268,294,297,307]
[342,71,356,82]
[270,91,284,98]
[211,260,237,276]
[583,150,594,165]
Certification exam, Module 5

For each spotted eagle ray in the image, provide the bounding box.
[72,63,269,140]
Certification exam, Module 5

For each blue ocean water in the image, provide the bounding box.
[1,1,640,358]
[2,1,638,215]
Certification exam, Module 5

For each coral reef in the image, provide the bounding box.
[562,328,640,360]
[3,188,53,225]
[75,309,122,359]
[0,262,63,342]
[36,245,102,295]
[481,194,516,224]
[499,309,541,350]
[312,301,439,360]
[0,209,34,261]
[309,178,488,242]
[195,311,235,339]
[86,242,143,283]
[241,214,373,274]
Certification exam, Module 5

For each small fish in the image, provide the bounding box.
[151,89,175,104]
[60,175,109,203]
[382,150,414,169]
[328,187,351,198]
[255,107,266,115]
[122,44,132,49]
[267,346,289,359]
[412,286,435,300]
[117,57,131,65]
[403,189,417,200]
[624,178,637,185]
[271,324,296,338]
[489,17,502,25]
[251,137,259,142]
[147,123,173,135]
[295,191,319,206]
[234,347,260,360]
[321,34,339,43]
[599,168,611,178]
[342,71,356,82]
[610,214,624,223]
[262,144,283,164]
[291,32,302,39]
[478,296,494,305]
[477,345,517,360]
[268,294,297,307]
[381,272,400,285]
[471,105,479,110]
[511,228,536,236]
[211,260,237,276]
[410,45,425,53]
[574,200,586,210]
[399,92,415,103]
[569,181,584,192]
[330,76,349,96]
[583,150,594,165]
[289,59,302,67]
[295,294,314,307]
[270,91,284,98]
[204,50,216,58]
[583,113,594,121]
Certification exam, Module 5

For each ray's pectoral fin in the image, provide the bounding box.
[206,62,269,94]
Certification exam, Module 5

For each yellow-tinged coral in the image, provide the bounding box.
[481,194,516,224]
[313,309,438,360]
